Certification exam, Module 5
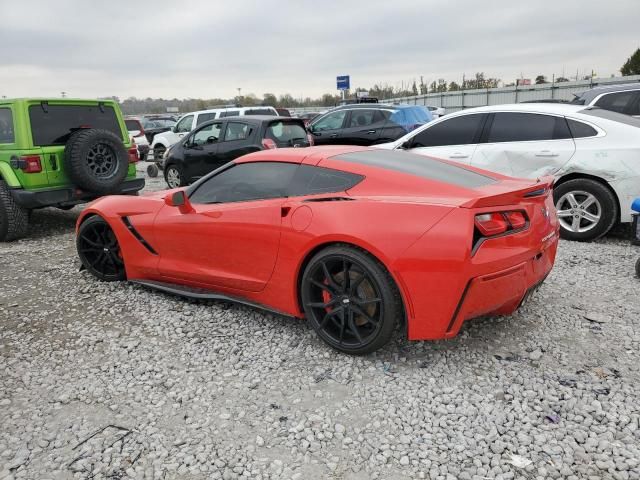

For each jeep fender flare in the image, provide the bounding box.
[0,162,20,187]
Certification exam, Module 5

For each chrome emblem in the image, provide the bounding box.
[541,207,549,219]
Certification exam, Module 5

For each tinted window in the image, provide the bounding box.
[288,165,363,196]
[125,119,142,131]
[0,108,15,143]
[175,115,194,133]
[264,121,308,147]
[594,91,636,113]
[349,109,379,127]
[244,108,276,116]
[629,92,640,116]
[223,122,251,141]
[334,150,495,188]
[411,114,484,147]
[220,110,239,118]
[567,119,598,138]
[191,123,223,146]
[196,113,216,125]
[313,110,347,131]
[190,162,298,204]
[487,113,571,143]
[29,104,122,146]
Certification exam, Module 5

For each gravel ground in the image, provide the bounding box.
[1,163,639,480]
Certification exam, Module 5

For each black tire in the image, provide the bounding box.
[64,128,129,194]
[77,215,126,282]
[635,257,640,278]
[300,245,402,355]
[147,164,159,178]
[153,145,166,161]
[164,164,186,188]
[0,180,29,242]
[140,152,147,162]
[553,178,618,241]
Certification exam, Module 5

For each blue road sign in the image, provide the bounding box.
[337,75,350,90]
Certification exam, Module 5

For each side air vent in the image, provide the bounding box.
[523,188,547,198]
[122,217,158,255]
[303,197,355,203]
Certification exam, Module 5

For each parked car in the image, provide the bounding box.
[337,97,379,106]
[162,116,311,188]
[297,112,321,125]
[124,117,150,161]
[76,146,558,354]
[571,83,640,117]
[0,98,143,241]
[275,108,291,117]
[140,117,176,144]
[307,104,432,147]
[376,103,640,241]
[427,105,446,118]
[151,106,278,160]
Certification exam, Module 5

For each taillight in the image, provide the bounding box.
[128,145,139,163]
[307,133,314,146]
[262,138,277,150]
[475,210,528,237]
[21,155,42,173]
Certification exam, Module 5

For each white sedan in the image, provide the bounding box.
[377,103,640,241]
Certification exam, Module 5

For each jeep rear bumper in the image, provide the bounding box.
[10,178,146,209]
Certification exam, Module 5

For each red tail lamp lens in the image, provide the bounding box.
[505,211,527,230]
[475,213,509,236]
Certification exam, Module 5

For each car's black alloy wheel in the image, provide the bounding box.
[301,245,400,354]
[77,216,126,281]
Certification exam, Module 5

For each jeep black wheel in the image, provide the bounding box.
[300,245,401,355]
[65,128,129,194]
[147,164,159,178]
[77,216,126,281]
[0,180,29,242]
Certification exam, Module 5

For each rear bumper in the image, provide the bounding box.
[444,246,555,338]
[10,178,146,209]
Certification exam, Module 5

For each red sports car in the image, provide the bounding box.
[76,146,559,354]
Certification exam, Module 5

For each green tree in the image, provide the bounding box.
[412,81,418,95]
[555,77,569,83]
[535,75,548,84]
[621,48,640,76]
[262,93,277,106]
[448,81,460,91]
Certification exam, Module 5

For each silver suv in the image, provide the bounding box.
[571,83,640,117]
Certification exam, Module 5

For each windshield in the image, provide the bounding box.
[264,121,309,147]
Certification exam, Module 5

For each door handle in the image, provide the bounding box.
[366,130,377,134]
[449,153,469,159]
[535,150,559,157]
[329,134,338,138]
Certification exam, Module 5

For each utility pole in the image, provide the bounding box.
[61,91,67,98]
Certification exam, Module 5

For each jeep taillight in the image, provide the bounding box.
[21,155,42,173]
[128,145,139,163]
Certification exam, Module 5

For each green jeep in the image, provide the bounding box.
[0,98,145,241]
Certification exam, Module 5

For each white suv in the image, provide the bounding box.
[150,106,278,159]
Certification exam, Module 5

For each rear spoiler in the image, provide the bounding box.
[461,176,554,209]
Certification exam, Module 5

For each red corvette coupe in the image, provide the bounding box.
[76,146,559,354]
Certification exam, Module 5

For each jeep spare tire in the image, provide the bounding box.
[64,128,129,194]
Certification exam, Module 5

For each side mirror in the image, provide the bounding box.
[164,190,194,214]
[400,140,412,150]
[172,126,178,133]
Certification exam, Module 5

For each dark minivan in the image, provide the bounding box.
[163,116,311,188]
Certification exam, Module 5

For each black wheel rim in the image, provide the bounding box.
[303,255,383,349]
[78,221,124,278]
[87,142,117,179]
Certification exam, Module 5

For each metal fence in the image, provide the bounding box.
[388,75,640,114]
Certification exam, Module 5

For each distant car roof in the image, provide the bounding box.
[332,103,425,111]
[575,82,640,103]
[198,115,304,126]
[442,103,590,116]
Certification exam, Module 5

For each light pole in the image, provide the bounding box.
[237,88,241,104]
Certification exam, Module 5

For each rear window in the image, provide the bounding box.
[390,106,432,126]
[125,119,142,131]
[220,110,240,118]
[264,121,308,147]
[334,150,495,189]
[29,104,122,146]
[244,108,276,116]
[197,113,217,125]
[581,107,640,128]
[0,108,15,143]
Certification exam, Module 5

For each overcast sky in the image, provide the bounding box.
[1,0,638,100]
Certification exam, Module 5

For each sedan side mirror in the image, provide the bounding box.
[165,190,194,214]
[400,140,412,150]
